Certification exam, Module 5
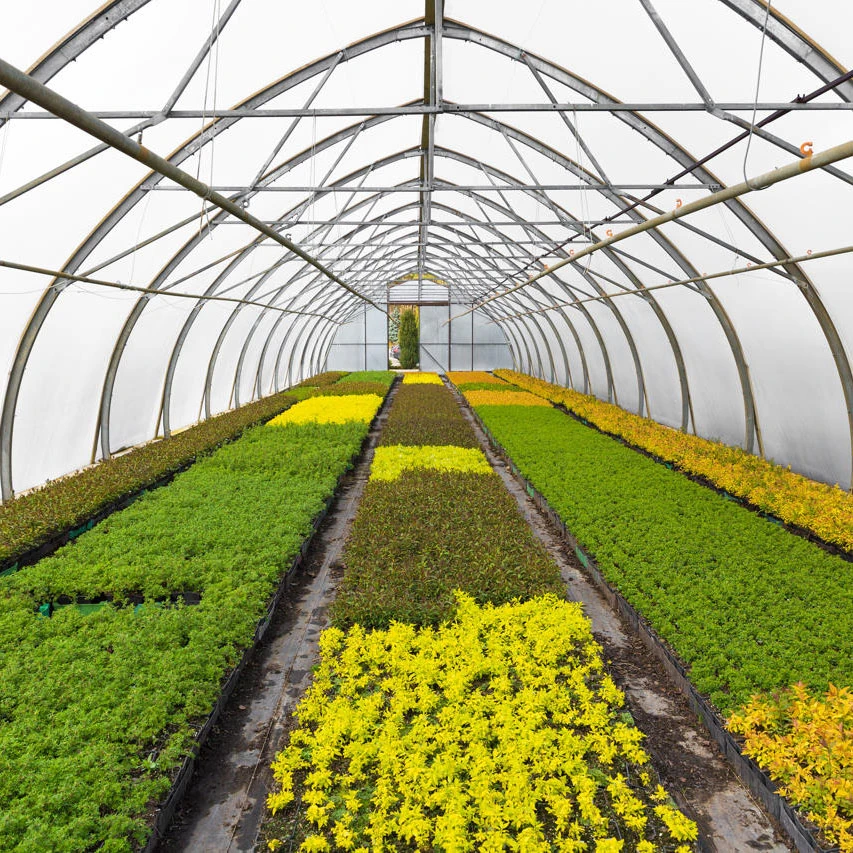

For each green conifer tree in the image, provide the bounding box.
[398,308,419,369]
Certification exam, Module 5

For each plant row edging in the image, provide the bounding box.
[143,379,398,852]
[465,402,833,853]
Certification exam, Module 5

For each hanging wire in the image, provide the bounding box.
[128,177,154,287]
[305,111,318,228]
[208,0,222,191]
[742,0,773,190]
[196,0,222,235]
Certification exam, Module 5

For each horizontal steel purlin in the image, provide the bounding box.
[4,101,853,119]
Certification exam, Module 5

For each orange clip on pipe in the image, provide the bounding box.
[675,198,683,209]
[800,141,814,157]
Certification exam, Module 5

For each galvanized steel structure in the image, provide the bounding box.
[0,0,852,498]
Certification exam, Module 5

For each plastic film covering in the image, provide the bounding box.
[0,0,851,497]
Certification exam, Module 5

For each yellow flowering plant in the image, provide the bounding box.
[370,445,494,481]
[495,370,853,552]
[267,394,383,426]
[268,593,697,852]
[402,372,443,385]
[464,389,553,408]
[729,683,853,851]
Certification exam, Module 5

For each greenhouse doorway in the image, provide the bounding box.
[419,303,513,372]
[387,304,420,369]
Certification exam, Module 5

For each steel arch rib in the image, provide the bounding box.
[717,0,853,102]
[457,108,759,446]
[250,193,612,400]
[114,91,735,464]
[253,195,596,394]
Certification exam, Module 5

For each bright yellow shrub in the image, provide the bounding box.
[729,683,853,851]
[268,593,697,850]
[465,389,552,408]
[446,371,503,385]
[370,445,493,481]
[402,372,443,385]
[267,394,382,426]
[496,370,853,551]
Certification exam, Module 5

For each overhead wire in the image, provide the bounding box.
[128,176,154,287]
[488,59,853,295]
[196,0,222,236]
[742,0,773,190]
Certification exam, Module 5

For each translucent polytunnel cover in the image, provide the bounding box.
[0,0,852,498]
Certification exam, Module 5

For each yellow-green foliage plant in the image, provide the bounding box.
[464,388,553,408]
[729,683,853,852]
[267,593,697,853]
[370,445,494,481]
[267,394,382,426]
[402,372,443,385]
[496,370,853,552]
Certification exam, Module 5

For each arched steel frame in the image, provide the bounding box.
[1,4,851,498]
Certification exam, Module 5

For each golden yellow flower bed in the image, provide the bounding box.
[446,370,503,385]
[370,445,493,481]
[267,394,382,426]
[268,593,697,852]
[729,684,853,852]
[402,372,443,385]
[496,370,853,552]
[465,388,553,408]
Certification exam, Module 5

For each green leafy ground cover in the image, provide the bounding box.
[337,370,396,386]
[378,383,480,448]
[0,390,301,569]
[285,382,389,401]
[310,381,390,397]
[0,418,374,852]
[472,404,853,715]
[332,470,564,628]
[266,594,699,853]
[264,382,698,853]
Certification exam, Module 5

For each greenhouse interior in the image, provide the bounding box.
[0,1,851,851]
